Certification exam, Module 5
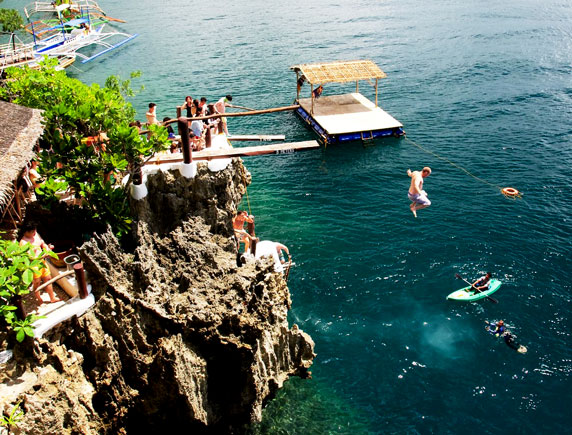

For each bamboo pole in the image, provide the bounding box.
[375,78,378,107]
[296,71,300,101]
[163,105,300,126]
[35,269,74,293]
[356,81,359,92]
[145,141,319,165]
[227,104,257,111]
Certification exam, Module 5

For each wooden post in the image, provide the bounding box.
[178,117,192,164]
[205,125,212,148]
[73,263,89,299]
[250,237,258,256]
[247,219,255,237]
[176,105,182,118]
[311,84,314,115]
[296,71,300,101]
[14,182,21,222]
[356,80,359,93]
[375,79,378,107]
[132,163,143,185]
[218,119,224,135]
[13,295,25,320]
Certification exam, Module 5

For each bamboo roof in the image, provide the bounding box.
[290,60,387,85]
[0,101,44,211]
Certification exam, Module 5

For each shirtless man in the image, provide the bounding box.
[19,223,60,304]
[233,210,255,252]
[407,167,432,217]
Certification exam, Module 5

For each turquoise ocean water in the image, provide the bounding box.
[5,0,571,432]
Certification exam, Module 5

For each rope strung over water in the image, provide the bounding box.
[245,186,252,215]
[404,136,522,200]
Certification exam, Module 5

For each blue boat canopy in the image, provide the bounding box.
[45,18,90,31]
[63,18,90,27]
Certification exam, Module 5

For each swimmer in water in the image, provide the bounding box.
[485,320,527,354]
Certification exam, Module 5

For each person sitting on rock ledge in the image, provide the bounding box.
[19,222,61,305]
[233,210,256,253]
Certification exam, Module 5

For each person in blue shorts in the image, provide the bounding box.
[407,167,431,217]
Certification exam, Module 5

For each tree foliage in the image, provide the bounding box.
[0,59,170,237]
[0,238,51,341]
[0,5,24,33]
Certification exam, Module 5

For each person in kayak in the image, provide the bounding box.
[470,272,492,292]
[485,320,505,336]
[407,167,431,217]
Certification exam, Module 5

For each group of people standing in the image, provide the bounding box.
[181,94,233,150]
[142,95,234,152]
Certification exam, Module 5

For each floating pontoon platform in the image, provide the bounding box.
[296,93,403,144]
[291,60,405,145]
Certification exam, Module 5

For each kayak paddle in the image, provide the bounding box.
[455,273,498,303]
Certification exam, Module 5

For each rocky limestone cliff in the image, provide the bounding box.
[0,159,315,434]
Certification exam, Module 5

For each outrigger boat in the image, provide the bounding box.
[291,60,404,145]
[31,17,138,64]
[1,1,135,71]
[23,1,125,37]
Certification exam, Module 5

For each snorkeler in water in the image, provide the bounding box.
[485,320,527,354]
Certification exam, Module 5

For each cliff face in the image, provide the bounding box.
[1,159,315,434]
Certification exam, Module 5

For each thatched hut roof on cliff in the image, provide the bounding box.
[0,100,44,220]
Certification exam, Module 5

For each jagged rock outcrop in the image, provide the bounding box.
[0,159,315,434]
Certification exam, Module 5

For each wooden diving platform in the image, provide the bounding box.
[299,93,402,135]
[227,134,285,142]
[146,140,319,165]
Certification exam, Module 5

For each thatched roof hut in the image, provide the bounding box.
[0,100,44,213]
[290,60,387,85]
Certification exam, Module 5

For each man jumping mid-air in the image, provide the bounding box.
[407,167,432,217]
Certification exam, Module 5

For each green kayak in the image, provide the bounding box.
[446,279,502,301]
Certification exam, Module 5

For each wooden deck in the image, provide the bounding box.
[227,134,285,142]
[298,93,402,135]
[146,141,319,165]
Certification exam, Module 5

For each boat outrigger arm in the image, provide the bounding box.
[77,31,137,63]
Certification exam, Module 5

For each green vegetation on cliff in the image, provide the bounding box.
[0,60,169,342]
[0,59,170,237]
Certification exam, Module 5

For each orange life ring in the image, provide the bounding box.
[502,187,519,196]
